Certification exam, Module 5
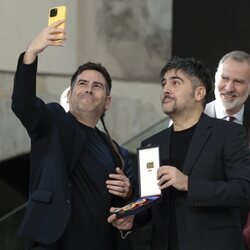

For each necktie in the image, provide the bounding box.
[226,116,236,122]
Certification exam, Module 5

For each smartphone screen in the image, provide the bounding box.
[48,5,66,29]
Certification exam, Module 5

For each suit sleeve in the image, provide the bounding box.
[11,53,51,139]
[121,147,133,180]
[188,124,250,208]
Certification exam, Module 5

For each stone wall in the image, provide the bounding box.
[0,71,165,161]
[0,0,172,161]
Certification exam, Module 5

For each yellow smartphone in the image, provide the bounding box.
[48,5,66,28]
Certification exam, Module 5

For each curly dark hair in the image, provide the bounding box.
[160,56,213,103]
[70,62,112,95]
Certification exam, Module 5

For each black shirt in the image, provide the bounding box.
[168,124,196,250]
[60,123,118,250]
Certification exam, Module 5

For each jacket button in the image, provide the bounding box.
[68,183,72,188]
[66,200,71,205]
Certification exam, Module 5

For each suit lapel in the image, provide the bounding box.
[182,113,213,175]
[159,128,172,165]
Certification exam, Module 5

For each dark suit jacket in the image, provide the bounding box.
[205,99,250,233]
[12,54,133,249]
[134,113,250,250]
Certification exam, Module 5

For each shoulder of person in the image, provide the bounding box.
[47,102,67,114]
[205,114,245,135]
[141,128,169,147]
[47,102,75,127]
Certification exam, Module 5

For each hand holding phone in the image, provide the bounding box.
[23,6,67,64]
[48,5,66,29]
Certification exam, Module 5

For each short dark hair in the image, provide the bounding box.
[160,56,213,103]
[70,62,112,95]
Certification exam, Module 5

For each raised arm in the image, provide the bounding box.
[12,20,66,138]
[24,20,66,64]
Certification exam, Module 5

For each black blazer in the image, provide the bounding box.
[205,98,250,227]
[12,54,133,249]
[135,113,250,250]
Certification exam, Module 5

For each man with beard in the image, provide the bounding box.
[204,50,250,141]
[12,20,134,250]
[204,51,250,248]
[108,56,250,250]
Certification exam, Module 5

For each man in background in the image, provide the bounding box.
[204,50,250,249]
[204,50,250,141]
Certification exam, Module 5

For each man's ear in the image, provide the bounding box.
[105,96,112,110]
[66,88,71,103]
[195,86,206,101]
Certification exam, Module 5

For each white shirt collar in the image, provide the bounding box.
[214,100,244,125]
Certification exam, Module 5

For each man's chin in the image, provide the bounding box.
[216,95,232,105]
[219,99,239,110]
[163,108,175,115]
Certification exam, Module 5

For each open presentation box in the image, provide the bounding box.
[112,146,161,218]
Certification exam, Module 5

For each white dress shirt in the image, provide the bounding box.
[214,100,244,125]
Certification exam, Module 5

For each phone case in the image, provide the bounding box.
[48,5,66,29]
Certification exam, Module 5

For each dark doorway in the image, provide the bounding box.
[172,0,250,76]
[0,154,30,216]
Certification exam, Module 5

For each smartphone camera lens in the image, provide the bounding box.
[50,8,58,17]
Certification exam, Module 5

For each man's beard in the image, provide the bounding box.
[162,96,176,116]
[214,88,249,110]
[163,107,176,116]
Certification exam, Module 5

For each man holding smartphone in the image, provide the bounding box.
[12,20,134,250]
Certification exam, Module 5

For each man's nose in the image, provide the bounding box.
[224,81,235,91]
[85,84,93,93]
[162,84,171,94]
